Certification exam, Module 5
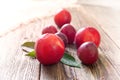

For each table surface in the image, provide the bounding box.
[0,0,120,80]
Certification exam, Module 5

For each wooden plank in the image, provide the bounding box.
[0,5,120,80]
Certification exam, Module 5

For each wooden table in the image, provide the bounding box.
[0,2,120,80]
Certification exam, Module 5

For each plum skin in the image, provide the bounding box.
[74,27,101,48]
[60,24,76,44]
[77,42,98,65]
[54,9,71,28]
[55,32,68,47]
[42,25,57,34]
[35,33,65,65]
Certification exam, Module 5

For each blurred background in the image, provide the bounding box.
[0,0,120,35]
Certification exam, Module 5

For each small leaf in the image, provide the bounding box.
[22,42,35,49]
[61,52,80,68]
[25,50,36,59]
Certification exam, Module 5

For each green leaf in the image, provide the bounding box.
[61,52,80,68]
[22,42,35,49]
[25,50,36,59]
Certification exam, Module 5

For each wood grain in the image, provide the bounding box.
[0,5,120,80]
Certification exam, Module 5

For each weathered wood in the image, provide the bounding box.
[0,5,120,80]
